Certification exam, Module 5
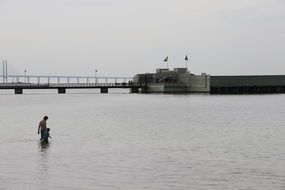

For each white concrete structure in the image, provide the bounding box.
[133,68,210,93]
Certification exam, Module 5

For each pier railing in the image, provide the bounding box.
[48,82,144,88]
[0,82,144,89]
[0,74,133,84]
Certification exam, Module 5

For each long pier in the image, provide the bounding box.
[0,74,144,94]
[210,75,285,94]
[0,82,144,94]
[0,74,132,84]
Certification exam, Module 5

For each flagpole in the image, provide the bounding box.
[164,56,169,69]
[185,55,189,70]
[2,60,4,83]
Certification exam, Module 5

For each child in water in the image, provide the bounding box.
[43,128,52,143]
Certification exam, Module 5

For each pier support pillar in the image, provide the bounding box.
[100,87,108,93]
[58,88,66,94]
[130,87,139,93]
[141,86,148,93]
[15,88,23,94]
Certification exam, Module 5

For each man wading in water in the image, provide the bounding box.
[38,116,48,140]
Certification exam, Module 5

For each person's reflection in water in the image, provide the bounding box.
[36,141,51,188]
[40,141,50,149]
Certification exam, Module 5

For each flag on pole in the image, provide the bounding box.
[185,55,188,61]
[164,56,168,62]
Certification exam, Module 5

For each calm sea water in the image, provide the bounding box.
[0,90,285,190]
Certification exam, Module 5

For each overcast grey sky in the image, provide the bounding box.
[0,0,284,77]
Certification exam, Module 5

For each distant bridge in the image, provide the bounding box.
[0,74,145,94]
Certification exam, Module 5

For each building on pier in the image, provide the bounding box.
[133,68,210,93]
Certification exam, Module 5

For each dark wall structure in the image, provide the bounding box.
[210,75,285,94]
